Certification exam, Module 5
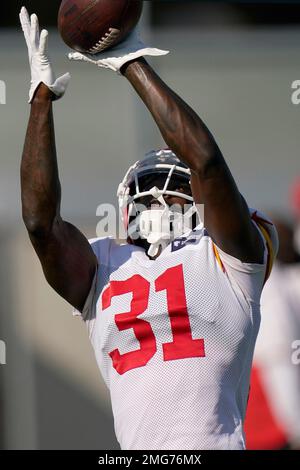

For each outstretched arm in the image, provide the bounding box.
[67,26,264,262]
[20,8,96,311]
[121,58,264,263]
[22,84,97,312]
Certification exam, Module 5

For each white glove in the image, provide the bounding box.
[68,28,169,73]
[19,7,70,103]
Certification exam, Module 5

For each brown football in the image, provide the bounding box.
[58,0,143,54]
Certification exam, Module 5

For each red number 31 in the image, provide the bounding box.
[102,264,205,375]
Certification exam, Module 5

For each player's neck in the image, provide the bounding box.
[130,238,162,260]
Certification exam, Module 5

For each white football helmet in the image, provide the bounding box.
[117,149,196,257]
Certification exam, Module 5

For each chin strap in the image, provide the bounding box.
[136,192,170,257]
[147,239,168,258]
[129,188,196,258]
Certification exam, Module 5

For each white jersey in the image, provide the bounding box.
[75,214,277,450]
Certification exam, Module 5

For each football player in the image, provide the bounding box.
[20,8,278,450]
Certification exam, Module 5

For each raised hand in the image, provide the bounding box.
[19,6,71,102]
[68,28,169,74]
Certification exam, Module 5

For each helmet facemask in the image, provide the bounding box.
[117,150,197,257]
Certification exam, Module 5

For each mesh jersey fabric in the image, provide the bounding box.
[74,218,277,450]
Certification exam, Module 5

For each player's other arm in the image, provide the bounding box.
[122,59,264,263]
[22,84,97,311]
[20,8,97,312]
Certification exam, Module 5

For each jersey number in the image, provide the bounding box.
[102,264,205,375]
